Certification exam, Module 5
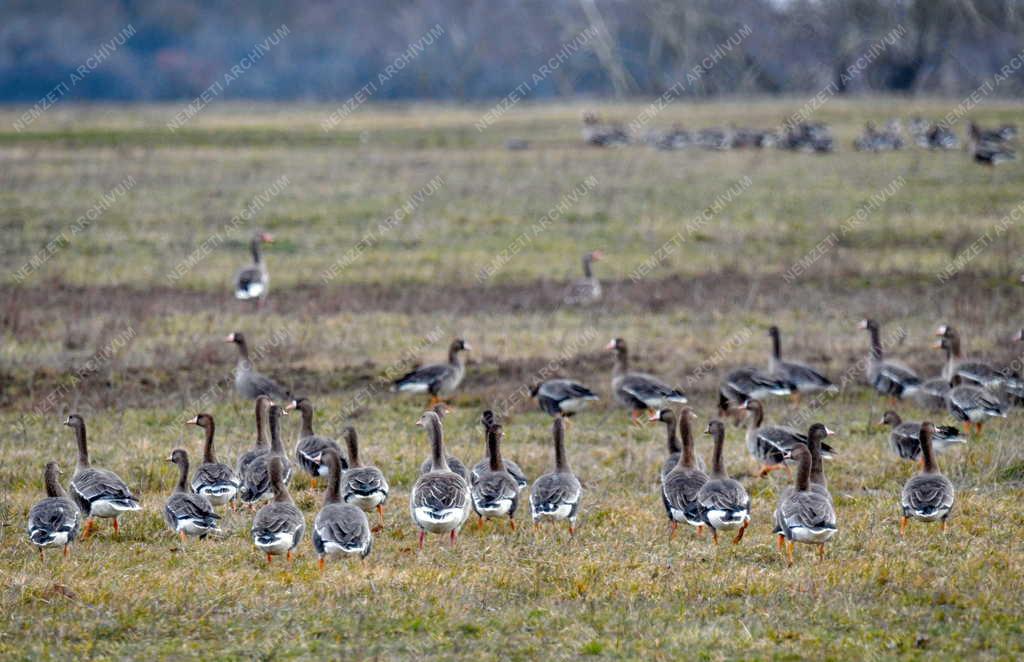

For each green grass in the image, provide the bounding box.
[2,98,1024,658]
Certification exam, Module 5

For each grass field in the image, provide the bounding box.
[2,98,1024,659]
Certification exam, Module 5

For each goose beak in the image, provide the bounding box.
[462,342,472,351]
[857,320,868,329]
[737,401,749,410]
[591,249,604,261]
[934,325,947,336]
[824,426,836,435]
[166,454,174,462]
[185,416,199,425]
[648,411,661,422]
[261,232,275,243]
[688,410,698,419]
[604,340,617,350]
[279,409,289,416]
[1014,330,1024,342]
[63,417,72,426]
[224,333,236,342]
[284,401,297,411]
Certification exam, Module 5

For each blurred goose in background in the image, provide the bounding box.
[853,120,903,151]
[225,332,290,401]
[239,404,293,505]
[934,325,1004,389]
[581,111,629,147]
[27,462,80,559]
[530,379,599,418]
[900,422,955,536]
[973,142,1016,165]
[947,375,1005,436]
[879,411,965,463]
[339,427,389,531]
[606,337,687,422]
[410,410,471,548]
[697,420,750,545]
[718,367,792,420]
[287,397,344,489]
[859,319,920,401]
[313,448,372,567]
[237,395,273,478]
[470,411,527,492]
[739,399,835,477]
[563,250,603,306]
[251,456,305,563]
[653,409,708,538]
[234,230,273,306]
[530,416,582,536]
[164,449,221,542]
[773,443,836,565]
[470,424,520,530]
[766,326,836,400]
[64,414,140,538]
[392,338,470,406]
[186,414,239,508]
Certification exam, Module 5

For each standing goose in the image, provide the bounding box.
[914,376,953,411]
[767,326,836,399]
[186,414,240,507]
[252,455,305,563]
[718,367,792,418]
[239,405,293,505]
[234,230,273,305]
[469,424,520,529]
[417,403,469,482]
[606,338,687,422]
[934,325,1004,389]
[738,399,835,477]
[530,416,582,536]
[410,410,471,548]
[27,462,80,559]
[470,411,527,492]
[313,448,372,567]
[392,338,470,406]
[697,420,751,545]
[563,249,603,306]
[946,376,1006,436]
[652,409,708,538]
[879,411,966,463]
[225,332,290,401]
[530,379,599,418]
[164,449,221,541]
[858,319,921,400]
[65,414,140,537]
[286,397,344,489]
[900,422,955,535]
[340,426,389,531]
[773,444,837,565]
[653,407,705,479]
[237,395,273,477]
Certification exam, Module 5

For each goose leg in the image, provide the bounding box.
[286,550,293,563]
[418,531,426,550]
[899,516,908,537]
[376,504,385,530]
[38,548,44,561]
[786,541,795,567]
[63,544,70,559]
[81,518,95,539]
[508,516,516,531]
[450,530,458,547]
[476,515,484,531]
[941,519,948,533]
[732,520,749,545]
[777,533,785,552]
[817,544,826,562]
[318,556,325,572]
[696,524,705,538]
[266,553,273,564]
[568,523,575,538]
[112,518,120,535]
[179,531,187,543]
[711,528,719,545]
[669,521,678,540]
[428,395,441,407]
[310,477,318,490]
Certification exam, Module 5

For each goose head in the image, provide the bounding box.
[187,413,214,428]
[857,319,878,332]
[63,414,85,429]
[704,419,726,436]
[605,337,627,354]
[224,331,245,345]
[879,410,902,427]
[166,448,189,466]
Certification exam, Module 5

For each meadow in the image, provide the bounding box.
[1,98,1024,659]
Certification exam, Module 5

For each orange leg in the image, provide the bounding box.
[179,530,187,543]
[758,464,785,478]
[311,477,318,490]
[732,520,749,545]
[38,548,44,561]
[286,550,294,563]
[428,395,441,407]
[509,516,516,531]
[941,519,948,533]
[266,553,273,564]
[631,410,641,424]
[81,518,95,540]
[817,544,826,562]
[418,531,426,550]
[568,523,576,537]
[318,556,325,572]
[899,516,908,537]
[786,541,795,567]
[711,528,719,545]
[669,521,678,540]
[450,530,458,547]
[791,392,802,406]
[112,518,120,535]
[376,504,385,530]
[696,524,705,538]
[477,516,485,531]
[63,544,70,559]
[777,533,785,552]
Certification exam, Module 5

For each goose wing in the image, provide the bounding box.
[618,373,686,407]
[902,474,955,515]
[166,493,220,527]
[315,503,370,550]
[540,379,597,402]
[530,472,581,512]
[235,266,266,299]
[662,468,708,519]
[472,471,519,508]
[192,462,238,491]
[27,497,80,543]
[344,467,389,498]
[779,490,836,533]
[412,472,469,513]
[697,478,749,512]
[778,360,833,390]
[72,468,137,505]
[252,502,304,536]
[392,362,453,392]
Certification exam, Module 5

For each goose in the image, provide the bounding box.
[164,449,221,541]
[914,376,953,411]
[652,409,708,538]
[313,448,372,567]
[339,426,389,531]
[391,338,470,406]
[27,462,80,559]
[237,395,273,477]
[470,424,520,529]
[64,414,140,537]
[286,397,344,489]
[234,230,273,305]
[606,337,687,422]
[530,379,599,418]
[410,410,471,548]
[900,422,955,536]
[563,250,603,306]
[972,143,1015,166]
[773,443,836,565]
[767,326,836,399]
[417,406,469,483]
[186,413,240,507]
[775,424,834,506]
[738,399,835,477]
[652,407,705,479]
[947,376,1005,436]
[225,332,290,401]
[581,112,629,147]
[879,411,965,463]
[858,319,920,401]
[251,456,305,563]
[718,367,792,418]
[530,416,582,536]
[238,404,293,505]
[697,420,751,545]
[934,325,1004,389]
[470,410,527,492]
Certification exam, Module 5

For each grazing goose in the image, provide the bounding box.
[530,379,599,418]
[859,319,920,400]
[410,410,471,548]
[934,325,1004,389]
[718,367,792,418]
[773,444,837,565]
[164,449,221,541]
[652,409,708,538]
[237,395,273,477]
[606,337,687,422]
[563,250,603,306]
[392,338,470,406]
[767,326,836,399]
[339,427,389,531]
[947,376,1006,436]
[313,448,372,567]
[697,420,751,545]
[252,456,305,563]
[27,462,80,559]
[653,407,705,479]
[470,424,520,529]
[470,410,527,492]
[530,416,582,536]
[739,399,835,477]
[186,414,240,507]
[239,404,293,505]
[234,230,273,305]
[900,422,955,535]
[225,332,290,401]
[286,398,344,489]
[879,411,965,463]
[64,414,140,537]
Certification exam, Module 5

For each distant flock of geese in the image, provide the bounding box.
[28,305,1022,567]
